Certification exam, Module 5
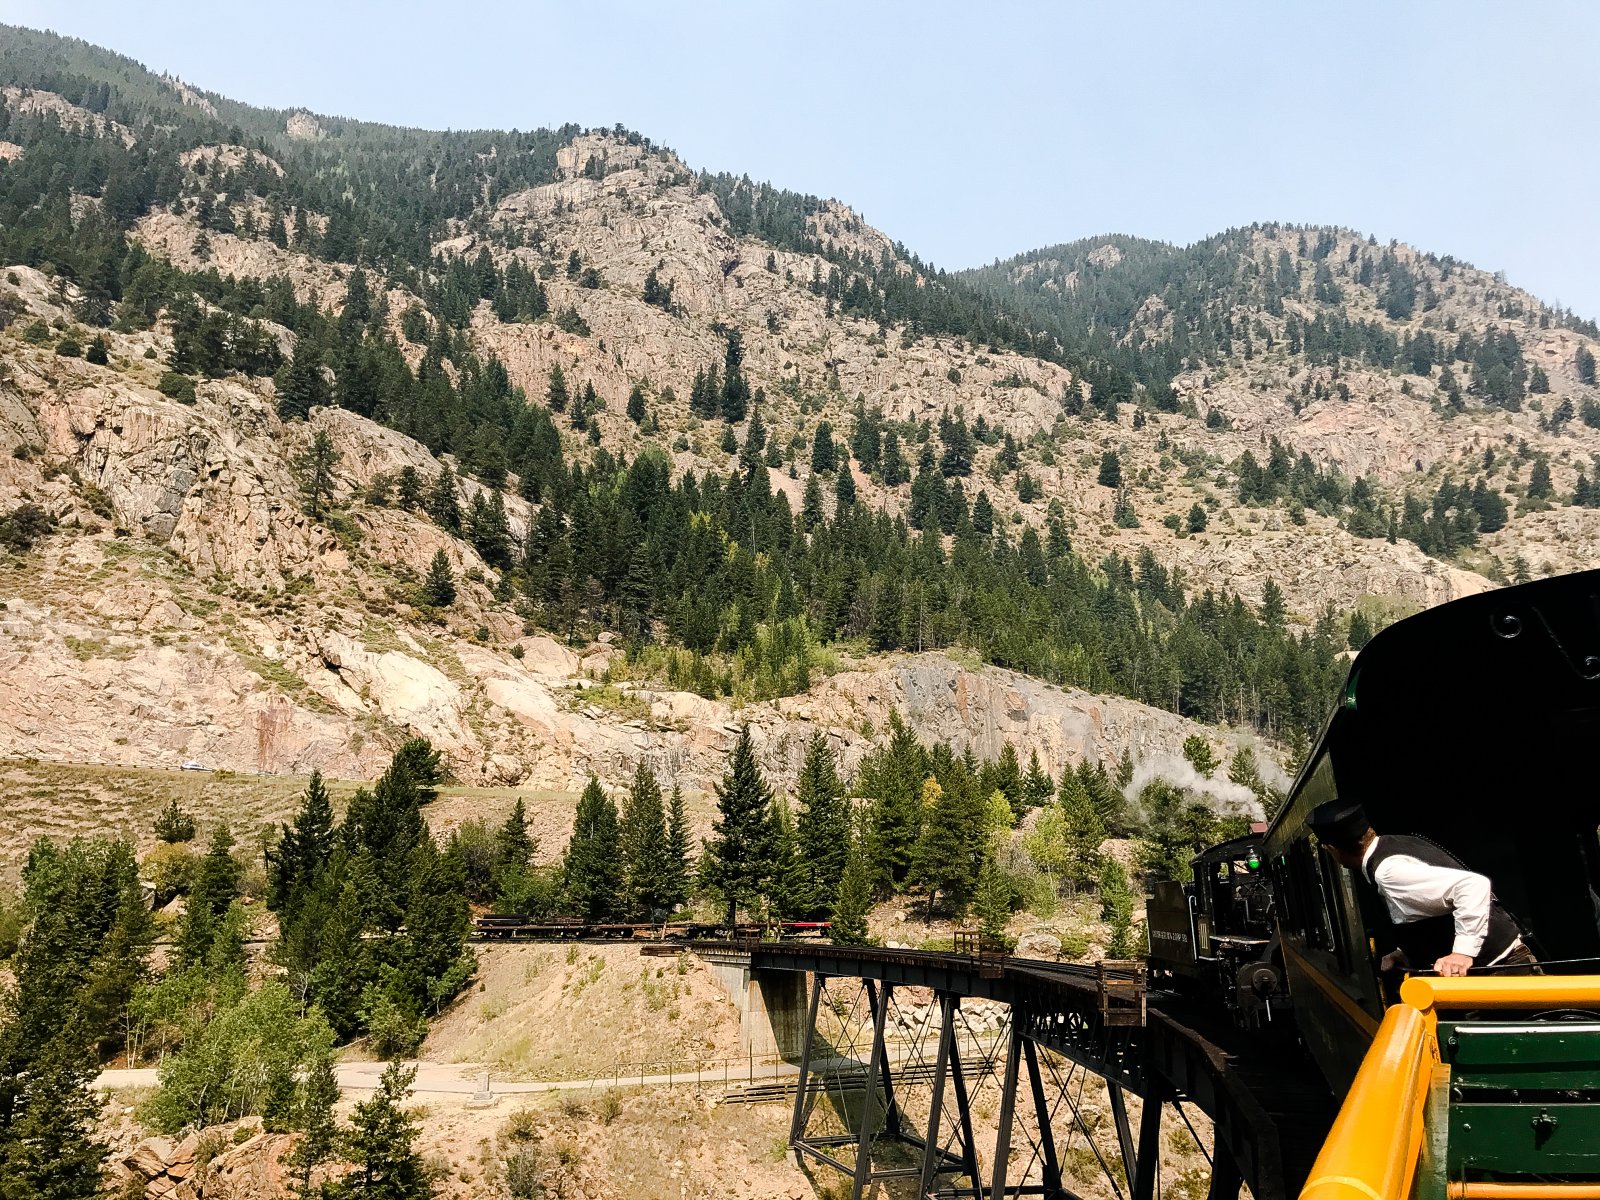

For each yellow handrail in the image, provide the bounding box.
[1401,973,1600,1015]
[1300,1003,1434,1200]
[1299,974,1600,1200]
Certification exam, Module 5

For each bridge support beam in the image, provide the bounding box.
[1132,1080,1171,1200]
[1108,1081,1138,1188]
[989,1014,1025,1200]
[789,972,825,1149]
[1024,1037,1066,1198]
[852,979,891,1198]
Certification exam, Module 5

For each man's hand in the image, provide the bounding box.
[1433,953,1474,977]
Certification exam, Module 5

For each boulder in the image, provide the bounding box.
[1015,932,1063,960]
[123,1138,173,1179]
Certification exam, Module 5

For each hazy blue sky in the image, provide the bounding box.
[5,1,1598,314]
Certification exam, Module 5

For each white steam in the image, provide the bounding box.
[1122,752,1265,820]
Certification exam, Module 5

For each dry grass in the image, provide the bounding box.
[0,760,578,882]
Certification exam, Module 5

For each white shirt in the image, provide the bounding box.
[1361,839,1492,959]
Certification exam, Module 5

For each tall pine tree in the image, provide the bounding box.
[564,778,621,921]
[703,726,776,927]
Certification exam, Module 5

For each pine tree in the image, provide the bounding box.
[420,550,456,607]
[794,733,850,916]
[663,785,692,912]
[268,769,335,913]
[769,798,811,920]
[179,823,241,967]
[829,828,874,946]
[1021,751,1053,810]
[276,340,326,420]
[619,763,671,919]
[1528,457,1554,500]
[0,1038,107,1200]
[546,364,570,412]
[626,384,646,425]
[396,467,423,510]
[1057,770,1106,891]
[703,726,776,927]
[1097,450,1122,487]
[1181,735,1219,776]
[801,475,824,530]
[1099,858,1138,958]
[834,465,857,509]
[912,776,983,916]
[426,467,461,532]
[564,778,621,921]
[286,1048,341,1195]
[1577,345,1597,386]
[973,856,1012,945]
[810,422,837,474]
[340,1060,430,1199]
[153,798,197,843]
[721,329,749,422]
[495,798,534,877]
[295,430,340,520]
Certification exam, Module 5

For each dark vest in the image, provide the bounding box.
[1363,835,1521,966]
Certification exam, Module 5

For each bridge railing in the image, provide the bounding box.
[1300,974,1600,1200]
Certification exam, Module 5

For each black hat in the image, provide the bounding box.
[1307,800,1370,851]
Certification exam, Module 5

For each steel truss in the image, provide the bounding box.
[788,976,1220,1200]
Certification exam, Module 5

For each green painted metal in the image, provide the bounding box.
[1440,1021,1600,1178]
[1447,1022,1600,1083]
[1415,1064,1452,1200]
[1448,1104,1600,1172]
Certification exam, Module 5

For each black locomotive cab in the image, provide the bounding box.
[1147,830,1290,1026]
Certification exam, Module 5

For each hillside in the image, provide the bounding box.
[0,22,1597,802]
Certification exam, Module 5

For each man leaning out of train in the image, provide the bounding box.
[1308,800,1538,977]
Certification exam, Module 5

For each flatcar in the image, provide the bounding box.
[1146,828,1292,1026]
[1251,568,1600,1092]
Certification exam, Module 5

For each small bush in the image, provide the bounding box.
[142,843,196,906]
[21,319,49,344]
[85,336,110,365]
[501,1107,539,1143]
[154,797,198,843]
[596,1089,623,1125]
[504,1146,541,1198]
[0,503,55,553]
[55,337,82,357]
[158,371,197,404]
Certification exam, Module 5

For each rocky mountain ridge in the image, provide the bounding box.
[1,27,1598,796]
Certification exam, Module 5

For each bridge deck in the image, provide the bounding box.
[704,940,1334,1200]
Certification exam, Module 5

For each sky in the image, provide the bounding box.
[5,1,1598,315]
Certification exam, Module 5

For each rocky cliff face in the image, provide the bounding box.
[0,268,1266,792]
[3,73,1599,800]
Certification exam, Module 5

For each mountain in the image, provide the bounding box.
[1,24,1598,790]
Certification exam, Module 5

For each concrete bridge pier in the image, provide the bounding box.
[700,949,811,1058]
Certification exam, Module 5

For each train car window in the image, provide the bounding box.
[1318,850,1357,973]
[1287,838,1337,952]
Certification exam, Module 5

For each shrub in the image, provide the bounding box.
[85,335,110,365]
[0,503,55,552]
[158,371,197,404]
[361,987,428,1059]
[55,337,82,357]
[142,843,196,906]
[154,797,198,843]
[596,1089,623,1125]
[504,1146,541,1197]
[20,319,49,344]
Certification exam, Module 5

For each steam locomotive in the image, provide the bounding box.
[1146,568,1600,1090]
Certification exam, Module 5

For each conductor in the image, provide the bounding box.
[1307,799,1536,977]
